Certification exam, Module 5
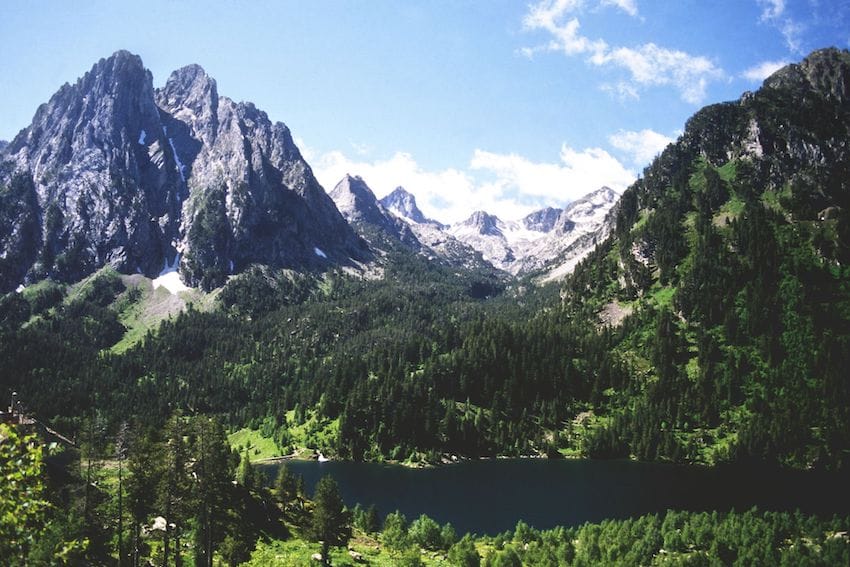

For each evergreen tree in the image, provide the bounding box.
[309,475,351,566]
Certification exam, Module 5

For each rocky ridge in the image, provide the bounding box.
[445,186,619,277]
[0,51,367,292]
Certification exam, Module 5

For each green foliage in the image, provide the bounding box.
[409,513,443,551]
[0,424,52,561]
[310,475,352,564]
[352,502,381,534]
[382,510,411,553]
[237,450,257,491]
[448,534,481,567]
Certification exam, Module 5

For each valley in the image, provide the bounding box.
[2,45,850,565]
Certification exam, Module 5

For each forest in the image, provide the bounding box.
[4,421,849,565]
[3,46,850,566]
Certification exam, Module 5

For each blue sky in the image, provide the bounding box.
[2,0,849,222]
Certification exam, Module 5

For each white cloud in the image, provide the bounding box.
[755,0,804,53]
[608,129,674,166]
[779,18,805,53]
[593,44,723,104]
[600,0,639,17]
[741,59,790,82]
[522,0,723,103]
[309,144,635,223]
[757,0,785,21]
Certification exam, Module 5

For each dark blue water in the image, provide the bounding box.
[259,458,850,535]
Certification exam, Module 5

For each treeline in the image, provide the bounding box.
[2,414,284,565]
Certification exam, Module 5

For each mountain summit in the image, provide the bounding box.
[380,186,436,226]
[0,51,368,292]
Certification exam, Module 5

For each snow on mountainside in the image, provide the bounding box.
[373,182,618,279]
[380,186,440,226]
[443,187,619,277]
[332,178,491,271]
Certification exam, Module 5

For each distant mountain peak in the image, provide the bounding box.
[380,186,430,225]
[329,175,383,222]
[458,211,503,237]
[522,206,562,233]
[329,175,422,249]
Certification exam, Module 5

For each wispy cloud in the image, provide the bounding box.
[608,128,674,166]
[756,0,804,53]
[600,0,639,17]
[521,0,723,103]
[741,59,790,82]
[309,144,635,223]
[757,0,785,21]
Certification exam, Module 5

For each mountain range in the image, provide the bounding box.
[0,51,619,293]
[3,47,850,473]
[0,51,368,292]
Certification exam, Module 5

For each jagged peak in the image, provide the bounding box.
[456,210,502,236]
[331,174,375,198]
[522,206,562,233]
[764,47,850,102]
[161,63,218,105]
[380,186,429,224]
[329,174,384,220]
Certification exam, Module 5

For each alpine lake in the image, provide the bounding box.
[259,458,850,535]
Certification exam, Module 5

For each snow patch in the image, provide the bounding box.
[314,247,327,259]
[168,138,186,181]
[138,129,146,145]
[152,254,192,295]
[162,126,186,182]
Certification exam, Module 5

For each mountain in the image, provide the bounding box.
[560,47,850,468]
[380,186,438,226]
[444,186,619,277]
[522,206,562,232]
[0,50,368,292]
[329,174,420,248]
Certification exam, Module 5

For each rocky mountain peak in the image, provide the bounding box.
[459,211,502,236]
[764,47,850,103]
[328,175,421,250]
[0,51,368,292]
[380,186,428,224]
[159,64,218,110]
[329,175,383,222]
[522,206,562,232]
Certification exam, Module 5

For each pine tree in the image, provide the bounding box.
[310,475,351,566]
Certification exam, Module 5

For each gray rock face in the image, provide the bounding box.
[0,50,367,291]
[443,188,619,277]
[329,175,420,248]
[523,207,562,232]
[380,186,438,226]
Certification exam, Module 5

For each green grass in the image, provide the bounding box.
[110,275,214,354]
[631,209,653,233]
[229,428,284,461]
[650,285,675,308]
[244,531,460,566]
[717,160,738,182]
[284,409,340,455]
[228,409,341,463]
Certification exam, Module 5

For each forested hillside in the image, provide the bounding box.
[2,49,850,474]
[559,47,850,469]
